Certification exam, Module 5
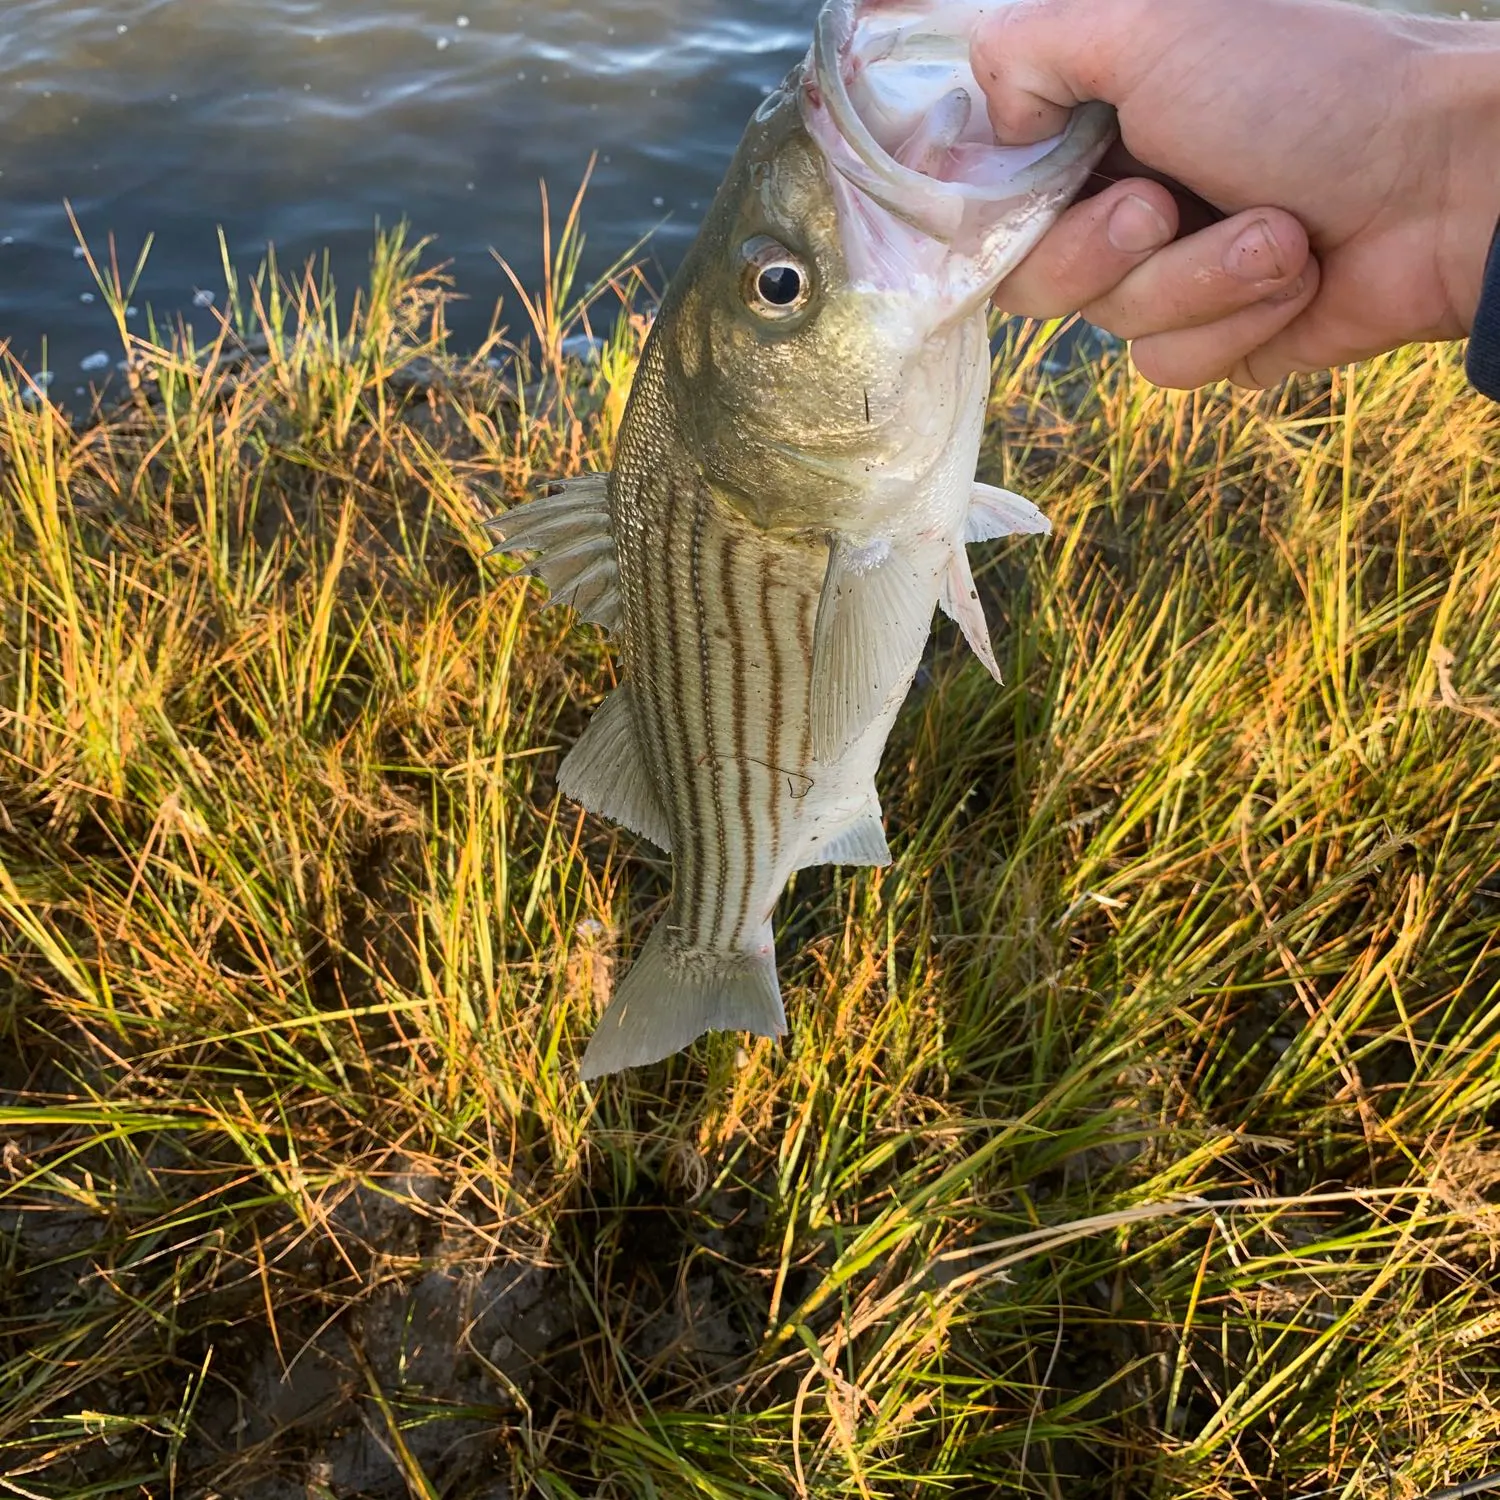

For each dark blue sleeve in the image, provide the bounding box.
[1468,217,1500,402]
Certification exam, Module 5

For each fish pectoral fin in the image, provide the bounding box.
[557,684,672,852]
[484,474,622,633]
[966,481,1052,543]
[940,547,1004,686]
[579,923,786,1080]
[810,538,935,762]
[796,802,891,870]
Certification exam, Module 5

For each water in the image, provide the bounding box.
[0,0,1491,391]
[0,0,814,385]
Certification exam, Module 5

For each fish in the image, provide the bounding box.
[488,0,1116,1080]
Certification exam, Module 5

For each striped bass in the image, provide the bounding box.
[490,0,1115,1079]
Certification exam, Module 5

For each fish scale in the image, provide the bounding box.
[486,0,1116,1078]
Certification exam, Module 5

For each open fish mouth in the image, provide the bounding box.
[801,0,1116,308]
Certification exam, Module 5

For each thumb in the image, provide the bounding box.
[971,0,1151,145]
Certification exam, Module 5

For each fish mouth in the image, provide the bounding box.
[801,0,1116,308]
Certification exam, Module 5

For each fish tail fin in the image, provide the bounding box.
[578,922,786,1081]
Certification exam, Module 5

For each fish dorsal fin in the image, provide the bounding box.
[810,537,936,763]
[484,474,622,633]
[966,481,1052,543]
[940,546,1003,685]
[556,685,672,852]
[795,797,891,870]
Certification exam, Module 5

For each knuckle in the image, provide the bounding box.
[1234,354,1277,389]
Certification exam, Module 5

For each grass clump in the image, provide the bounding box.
[0,221,1498,1500]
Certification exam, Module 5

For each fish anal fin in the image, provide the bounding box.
[485,474,622,633]
[810,538,935,763]
[940,547,1004,685]
[796,802,891,870]
[557,685,671,852]
[966,481,1051,542]
[579,923,786,1080]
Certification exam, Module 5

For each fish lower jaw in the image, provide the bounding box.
[803,0,1116,308]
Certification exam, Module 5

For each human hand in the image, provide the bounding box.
[978,0,1500,388]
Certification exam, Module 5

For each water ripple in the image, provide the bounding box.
[0,0,816,371]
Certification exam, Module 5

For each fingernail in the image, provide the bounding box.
[1225,219,1286,282]
[1107,194,1171,254]
[1267,275,1305,303]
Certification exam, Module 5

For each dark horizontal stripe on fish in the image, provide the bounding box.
[722,526,756,949]
[690,488,730,948]
[760,553,784,873]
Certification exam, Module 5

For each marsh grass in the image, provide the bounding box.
[0,223,1498,1499]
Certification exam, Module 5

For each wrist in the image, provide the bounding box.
[1417,24,1500,335]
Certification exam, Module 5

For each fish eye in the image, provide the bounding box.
[758,264,803,305]
[740,236,812,319]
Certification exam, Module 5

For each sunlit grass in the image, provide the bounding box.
[0,220,1498,1499]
